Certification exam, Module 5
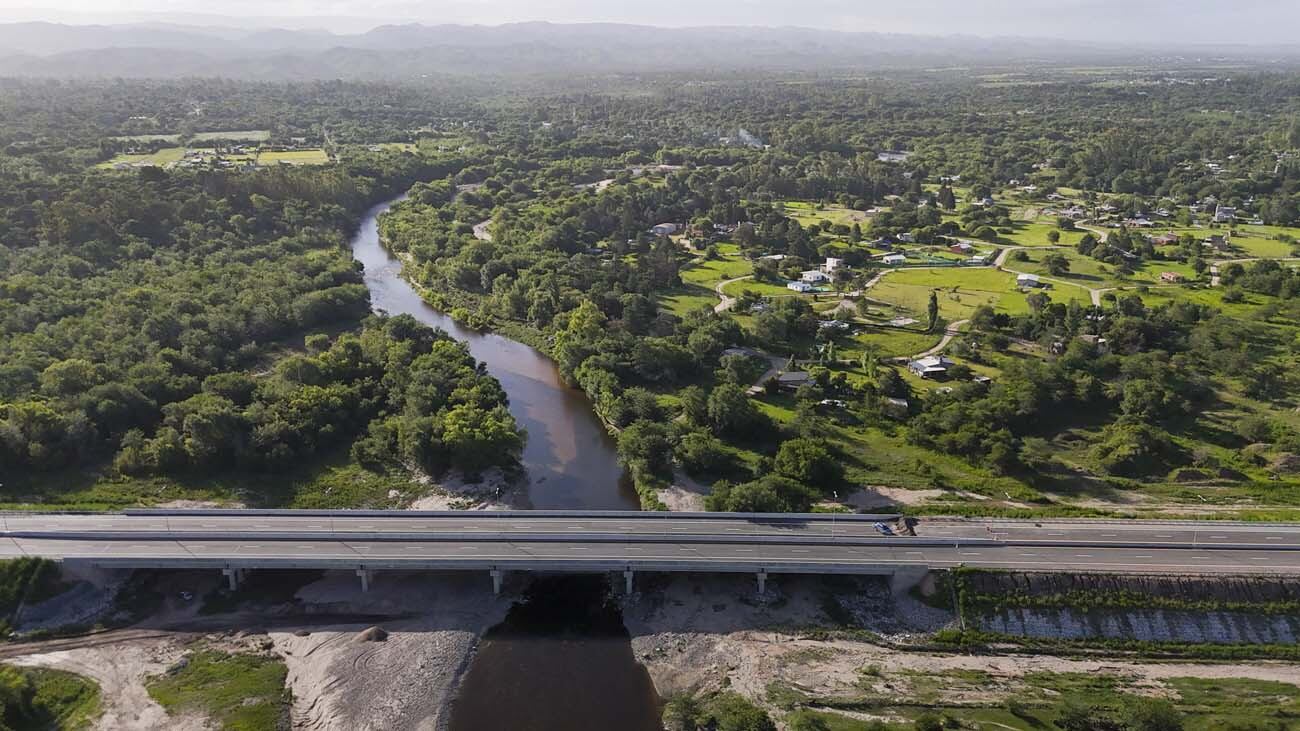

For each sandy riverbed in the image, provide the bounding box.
[621,573,1300,727]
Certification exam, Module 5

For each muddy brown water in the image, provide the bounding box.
[351,198,660,729]
[350,198,638,510]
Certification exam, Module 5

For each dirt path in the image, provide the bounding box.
[713,275,751,312]
[471,219,492,242]
[909,319,969,359]
[7,637,200,730]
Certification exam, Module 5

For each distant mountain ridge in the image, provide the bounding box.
[0,20,1296,79]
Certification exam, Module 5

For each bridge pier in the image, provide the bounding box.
[756,571,768,595]
[623,569,634,595]
[222,568,242,591]
[356,569,373,593]
[490,569,503,596]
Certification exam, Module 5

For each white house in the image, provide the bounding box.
[908,355,955,379]
[801,270,831,283]
[650,222,680,236]
[1017,273,1042,287]
[787,281,814,293]
[1213,205,1236,223]
[823,257,844,273]
[882,253,906,265]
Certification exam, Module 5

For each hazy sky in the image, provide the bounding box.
[1,0,1298,44]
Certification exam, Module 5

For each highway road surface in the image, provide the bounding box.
[3,511,1300,580]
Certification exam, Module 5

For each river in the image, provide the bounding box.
[349,197,660,730]
[350,198,638,511]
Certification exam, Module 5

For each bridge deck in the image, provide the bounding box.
[2,511,1300,577]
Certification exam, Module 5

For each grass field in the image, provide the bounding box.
[679,249,753,289]
[1144,225,1300,259]
[109,133,181,143]
[147,649,288,730]
[192,129,271,142]
[779,200,872,229]
[869,268,1049,318]
[659,288,718,316]
[995,220,1089,248]
[257,149,331,165]
[97,147,186,168]
[721,278,801,298]
[1012,248,1201,290]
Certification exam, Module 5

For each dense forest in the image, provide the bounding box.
[0,91,522,505]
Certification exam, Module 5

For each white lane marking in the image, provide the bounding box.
[1209,535,1227,539]
[1155,534,1173,538]
[1134,555,1153,559]
[1267,537,1283,541]
[1019,553,1038,557]
[1075,554,1094,558]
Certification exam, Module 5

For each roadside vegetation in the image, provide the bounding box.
[146,648,289,731]
[0,664,101,730]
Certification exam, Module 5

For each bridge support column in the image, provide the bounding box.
[222,568,240,591]
[756,571,768,595]
[490,569,503,596]
[623,570,634,595]
[356,569,373,593]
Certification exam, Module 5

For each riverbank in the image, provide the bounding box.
[3,570,510,731]
[621,572,1300,729]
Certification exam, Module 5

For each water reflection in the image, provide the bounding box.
[350,199,638,510]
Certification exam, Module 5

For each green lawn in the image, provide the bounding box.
[841,327,941,360]
[1146,225,1300,259]
[257,149,330,165]
[109,133,181,143]
[721,278,801,298]
[97,147,186,168]
[1012,249,1201,290]
[680,253,753,289]
[993,221,1088,248]
[779,200,873,229]
[148,649,288,731]
[869,268,1049,318]
[659,287,719,316]
[192,129,271,142]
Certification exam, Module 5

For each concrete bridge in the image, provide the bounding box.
[5,510,1300,595]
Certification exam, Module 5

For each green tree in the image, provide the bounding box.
[707,384,765,437]
[773,438,843,487]
[706,475,815,513]
[1043,252,1071,275]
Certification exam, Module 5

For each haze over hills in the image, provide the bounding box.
[0,20,1297,79]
